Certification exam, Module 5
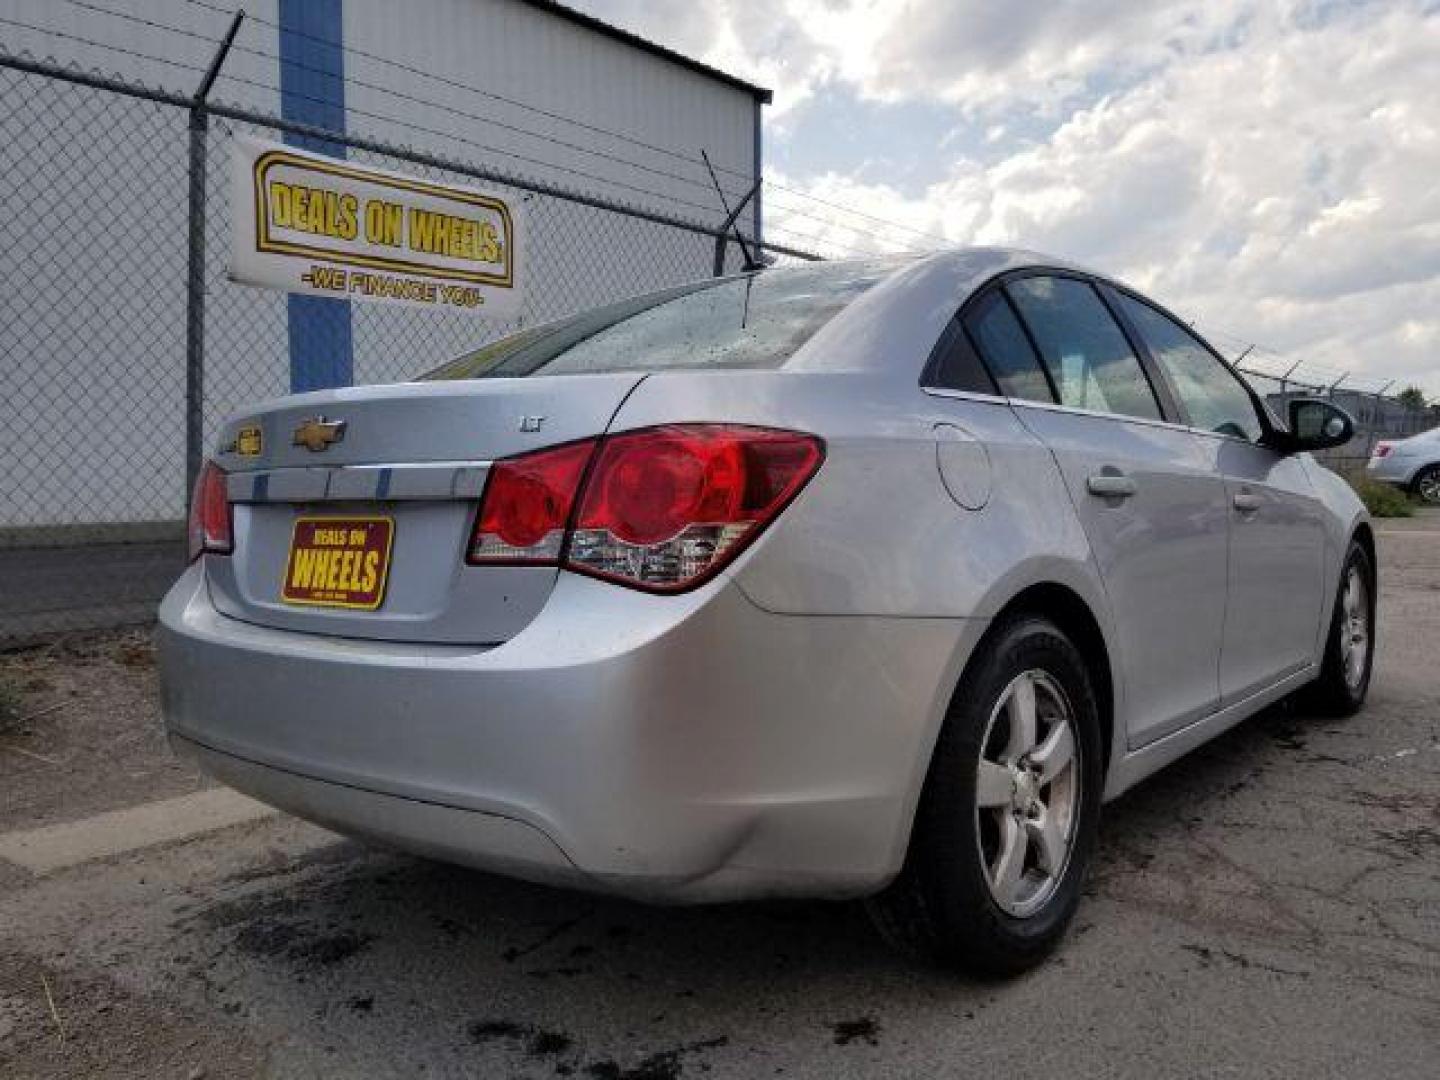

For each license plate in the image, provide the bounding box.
[281,516,394,610]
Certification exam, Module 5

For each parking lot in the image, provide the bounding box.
[1,516,1436,1079]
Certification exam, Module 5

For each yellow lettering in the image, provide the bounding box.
[338,550,357,591]
[410,209,492,259]
[292,185,311,230]
[479,222,501,263]
[337,193,358,240]
[290,548,313,588]
[270,181,293,228]
[361,550,379,593]
[365,200,403,246]
[324,550,342,590]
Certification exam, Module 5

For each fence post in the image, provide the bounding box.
[184,11,244,509]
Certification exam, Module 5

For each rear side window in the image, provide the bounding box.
[962,290,1053,402]
[1116,293,1263,442]
[1007,276,1162,421]
[422,260,905,380]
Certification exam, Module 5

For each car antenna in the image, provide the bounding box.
[701,149,764,274]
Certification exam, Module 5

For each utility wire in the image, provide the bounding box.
[1,15,729,221]
[59,0,755,204]
[0,13,212,81]
[217,71,731,220]
[173,0,760,182]
[65,0,959,252]
[25,2,953,257]
[763,183,954,248]
[171,0,959,249]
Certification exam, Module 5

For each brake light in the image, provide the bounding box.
[187,460,232,561]
[466,425,824,592]
[466,439,596,564]
[569,425,823,591]
[1373,442,1393,458]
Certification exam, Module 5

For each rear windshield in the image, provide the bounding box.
[421,259,908,380]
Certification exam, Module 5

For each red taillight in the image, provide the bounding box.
[187,460,232,561]
[570,425,824,592]
[1373,442,1393,458]
[466,425,824,592]
[467,439,596,564]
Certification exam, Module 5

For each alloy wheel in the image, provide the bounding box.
[974,669,1082,918]
[1339,565,1370,692]
[1418,469,1440,505]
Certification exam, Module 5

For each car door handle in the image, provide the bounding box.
[1086,473,1137,499]
[1233,490,1261,514]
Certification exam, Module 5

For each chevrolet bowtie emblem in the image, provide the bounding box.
[292,416,347,452]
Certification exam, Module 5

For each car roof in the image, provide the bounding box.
[783,246,1116,376]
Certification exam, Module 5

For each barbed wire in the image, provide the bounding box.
[5,6,1431,404]
[166,0,961,250]
[28,0,963,260]
[0,12,212,83]
[57,0,760,203]
[173,0,762,181]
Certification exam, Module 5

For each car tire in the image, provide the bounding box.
[1299,539,1375,717]
[1411,465,1440,506]
[867,614,1103,976]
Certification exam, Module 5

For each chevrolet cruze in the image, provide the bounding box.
[159,249,1374,973]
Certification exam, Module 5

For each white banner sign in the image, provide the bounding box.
[230,137,523,316]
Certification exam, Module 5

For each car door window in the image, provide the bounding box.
[1006,276,1162,421]
[1116,293,1264,442]
[961,290,1053,402]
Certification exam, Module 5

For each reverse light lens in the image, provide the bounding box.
[187,459,232,561]
[467,439,596,563]
[569,425,824,592]
[465,425,824,591]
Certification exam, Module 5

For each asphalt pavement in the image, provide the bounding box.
[0,518,1436,1078]
[0,540,185,645]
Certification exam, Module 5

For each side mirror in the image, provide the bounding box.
[1277,397,1354,453]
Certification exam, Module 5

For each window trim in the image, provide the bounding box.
[1100,281,1278,446]
[994,286,1062,404]
[992,267,1175,424]
[919,264,1285,446]
[919,312,1000,396]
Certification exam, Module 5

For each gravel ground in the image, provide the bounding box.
[0,629,210,831]
[0,517,1436,1078]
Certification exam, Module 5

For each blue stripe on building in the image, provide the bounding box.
[278,0,354,393]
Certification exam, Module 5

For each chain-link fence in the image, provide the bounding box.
[2,49,1436,648]
[0,51,803,646]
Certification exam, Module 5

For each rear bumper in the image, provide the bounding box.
[1365,455,1416,484]
[158,563,977,902]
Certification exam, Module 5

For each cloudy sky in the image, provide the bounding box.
[579,0,1440,394]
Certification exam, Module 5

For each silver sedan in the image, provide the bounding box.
[1366,426,1440,504]
[158,249,1374,973]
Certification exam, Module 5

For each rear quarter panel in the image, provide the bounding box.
[607,368,1124,832]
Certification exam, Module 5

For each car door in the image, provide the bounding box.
[1110,289,1328,702]
[963,274,1230,748]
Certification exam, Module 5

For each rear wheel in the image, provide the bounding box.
[1301,539,1375,716]
[1412,465,1440,505]
[868,615,1102,975]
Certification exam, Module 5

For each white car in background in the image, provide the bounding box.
[1367,428,1440,504]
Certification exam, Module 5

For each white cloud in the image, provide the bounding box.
[580,0,1440,392]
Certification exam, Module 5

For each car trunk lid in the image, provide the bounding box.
[204,374,644,644]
